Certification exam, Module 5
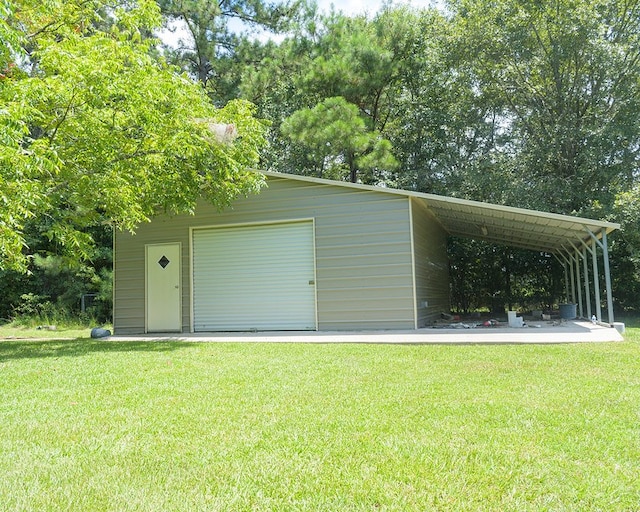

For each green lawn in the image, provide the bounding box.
[1,329,639,511]
[0,323,100,340]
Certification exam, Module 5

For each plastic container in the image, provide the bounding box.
[558,303,577,320]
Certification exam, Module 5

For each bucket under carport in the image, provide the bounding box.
[559,303,577,319]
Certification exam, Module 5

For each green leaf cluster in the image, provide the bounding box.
[450,0,640,213]
[281,96,397,182]
[157,0,310,102]
[0,0,268,271]
[6,0,640,310]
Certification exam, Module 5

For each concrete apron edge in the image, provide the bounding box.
[106,322,624,344]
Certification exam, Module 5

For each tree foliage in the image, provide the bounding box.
[157,0,312,103]
[240,6,454,186]
[281,96,397,182]
[0,0,268,272]
[448,239,563,314]
[449,0,640,214]
[5,0,640,312]
[444,0,640,310]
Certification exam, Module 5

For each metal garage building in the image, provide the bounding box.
[113,171,619,334]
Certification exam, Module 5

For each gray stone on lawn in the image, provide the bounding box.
[90,327,112,338]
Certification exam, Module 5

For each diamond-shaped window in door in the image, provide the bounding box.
[158,255,170,269]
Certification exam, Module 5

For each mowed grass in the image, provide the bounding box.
[0,323,111,340]
[1,330,639,511]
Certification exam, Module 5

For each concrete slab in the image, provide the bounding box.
[106,321,623,344]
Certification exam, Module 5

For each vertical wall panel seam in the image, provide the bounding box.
[144,245,148,333]
[112,225,117,332]
[409,198,418,330]
[311,218,319,331]
[189,227,195,333]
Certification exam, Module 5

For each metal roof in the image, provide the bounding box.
[412,193,619,253]
[261,171,620,254]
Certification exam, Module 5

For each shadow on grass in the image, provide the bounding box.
[0,338,191,362]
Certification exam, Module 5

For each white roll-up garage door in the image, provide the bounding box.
[192,221,317,331]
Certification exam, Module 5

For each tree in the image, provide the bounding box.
[612,186,640,312]
[240,7,454,185]
[444,0,640,311]
[448,239,563,313]
[448,0,640,214]
[281,96,397,183]
[157,0,312,103]
[0,0,268,272]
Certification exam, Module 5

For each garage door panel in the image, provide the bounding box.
[193,222,316,331]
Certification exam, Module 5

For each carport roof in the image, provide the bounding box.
[261,171,620,254]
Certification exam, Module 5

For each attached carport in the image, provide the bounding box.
[408,192,620,324]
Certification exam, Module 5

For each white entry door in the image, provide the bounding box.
[192,221,317,331]
[146,243,182,332]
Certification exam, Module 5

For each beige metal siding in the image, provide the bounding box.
[114,222,192,334]
[412,198,451,327]
[114,176,417,332]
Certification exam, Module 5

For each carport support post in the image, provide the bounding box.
[587,228,614,324]
[574,251,583,318]
[590,236,603,323]
[602,229,615,324]
[580,238,599,320]
[568,250,577,305]
[568,242,584,318]
[582,247,592,319]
